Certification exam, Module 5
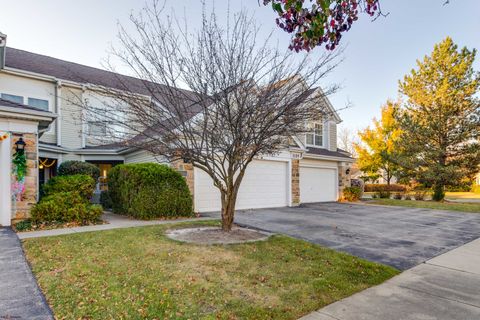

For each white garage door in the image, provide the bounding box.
[300,166,337,203]
[195,160,289,212]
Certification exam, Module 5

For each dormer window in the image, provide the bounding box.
[306,122,323,147]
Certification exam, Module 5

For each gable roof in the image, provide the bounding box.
[4,47,159,96]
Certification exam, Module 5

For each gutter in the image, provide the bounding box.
[39,143,122,155]
[303,153,355,163]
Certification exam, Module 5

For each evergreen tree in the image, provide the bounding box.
[398,37,480,201]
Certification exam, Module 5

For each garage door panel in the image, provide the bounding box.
[195,160,288,212]
[300,166,337,203]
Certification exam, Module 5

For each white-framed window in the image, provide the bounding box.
[88,121,107,136]
[28,97,49,111]
[306,122,324,147]
[1,93,23,104]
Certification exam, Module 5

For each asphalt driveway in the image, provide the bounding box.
[0,227,53,319]
[204,202,480,270]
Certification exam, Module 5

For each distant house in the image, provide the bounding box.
[0,33,353,226]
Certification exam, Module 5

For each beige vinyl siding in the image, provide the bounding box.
[60,87,84,149]
[0,72,57,144]
[328,121,337,152]
[124,150,167,164]
[39,130,56,144]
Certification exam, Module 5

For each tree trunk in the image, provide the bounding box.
[432,184,445,202]
[220,188,238,232]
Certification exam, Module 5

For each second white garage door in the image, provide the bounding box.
[195,159,289,212]
[300,166,337,203]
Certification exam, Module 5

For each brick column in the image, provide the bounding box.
[11,133,38,222]
[337,162,352,200]
[291,159,300,206]
[171,159,195,200]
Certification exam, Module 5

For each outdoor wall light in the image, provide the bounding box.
[346,168,350,175]
[15,137,26,152]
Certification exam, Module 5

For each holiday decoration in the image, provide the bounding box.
[12,137,27,201]
[0,132,8,141]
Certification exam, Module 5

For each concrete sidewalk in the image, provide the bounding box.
[18,212,215,239]
[301,237,480,320]
[0,227,54,319]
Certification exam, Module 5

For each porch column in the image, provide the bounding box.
[0,134,11,226]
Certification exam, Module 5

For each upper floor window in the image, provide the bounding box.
[1,93,23,104]
[28,98,49,111]
[88,121,107,136]
[306,122,323,147]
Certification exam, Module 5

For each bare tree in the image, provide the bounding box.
[71,2,342,231]
[337,127,359,158]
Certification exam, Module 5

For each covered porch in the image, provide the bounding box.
[0,99,56,226]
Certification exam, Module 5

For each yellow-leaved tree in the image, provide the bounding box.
[355,100,403,187]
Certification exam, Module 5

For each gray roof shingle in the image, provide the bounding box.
[306,147,353,159]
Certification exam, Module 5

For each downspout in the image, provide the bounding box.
[55,80,62,146]
[0,32,6,70]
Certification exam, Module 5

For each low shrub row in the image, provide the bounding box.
[108,163,194,219]
[371,190,429,201]
[364,184,406,192]
[342,186,362,202]
[31,174,102,225]
[32,192,103,224]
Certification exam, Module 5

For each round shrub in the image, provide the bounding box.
[58,160,100,180]
[108,163,193,219]
[31,192,103,224]
[342,186,362,202]
[100,191,113,210]
[43,174,96,200]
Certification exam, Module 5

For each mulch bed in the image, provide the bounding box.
[165,226,271,245]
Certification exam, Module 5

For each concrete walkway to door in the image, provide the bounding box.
[301,237,480,320]
[0,227,53,320]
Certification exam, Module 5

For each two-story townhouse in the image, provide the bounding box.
[0,34,353,226]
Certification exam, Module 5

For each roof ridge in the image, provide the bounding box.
[6,47,142,82]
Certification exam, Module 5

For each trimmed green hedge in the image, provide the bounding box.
[108,163,193,219]
[364,184,406,192]
[31,192,103,224]
[43,174,96,199]
[58,160,100,180]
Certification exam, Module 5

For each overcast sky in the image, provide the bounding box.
[1,0,479,132]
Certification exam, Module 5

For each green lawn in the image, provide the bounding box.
[369,198,480,213]
[445,192,480,200]
[23,221,398,320]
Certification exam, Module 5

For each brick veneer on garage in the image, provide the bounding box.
[291,159,300,205]
[338,162,352,199]
[11,133,38,222]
